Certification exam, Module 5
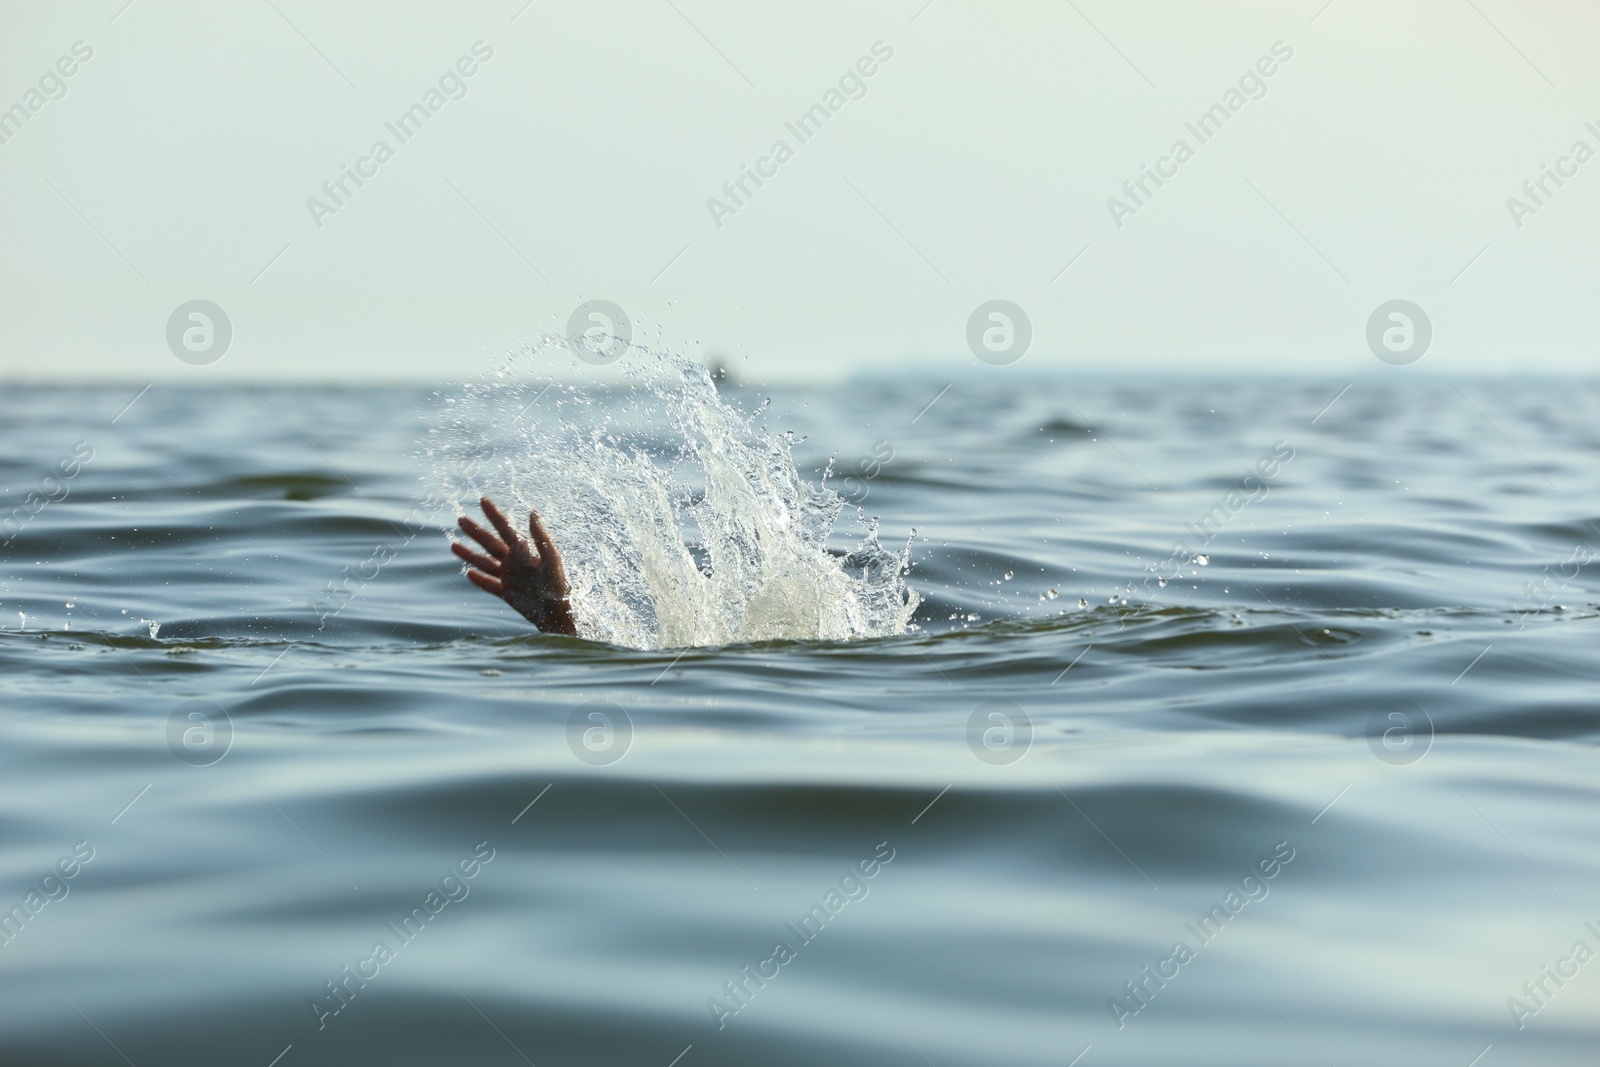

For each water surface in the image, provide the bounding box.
[1,374,1596,1066]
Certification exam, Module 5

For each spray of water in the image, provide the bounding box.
[426,341,919,649]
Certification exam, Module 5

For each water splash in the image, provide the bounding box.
[427,341,919,649]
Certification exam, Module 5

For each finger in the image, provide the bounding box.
[459,516,508,558]
[527,509,560,562]
[466,570,505,597]
[451,541,502,575]
[480,497,521,548]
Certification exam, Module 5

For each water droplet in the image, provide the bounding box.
[1045,588,1059,600]
[1194,555,1210,566]
[1157,578,1167,587]
[1078,599,1088,609]
[1003,571,1013,581]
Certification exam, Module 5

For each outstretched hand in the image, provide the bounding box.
[453,496,578,636]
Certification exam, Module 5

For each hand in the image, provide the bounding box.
[453,496,578,636]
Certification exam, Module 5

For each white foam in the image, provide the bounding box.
[428,342,918,649]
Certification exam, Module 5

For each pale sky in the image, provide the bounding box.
[1,0,1596,382]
